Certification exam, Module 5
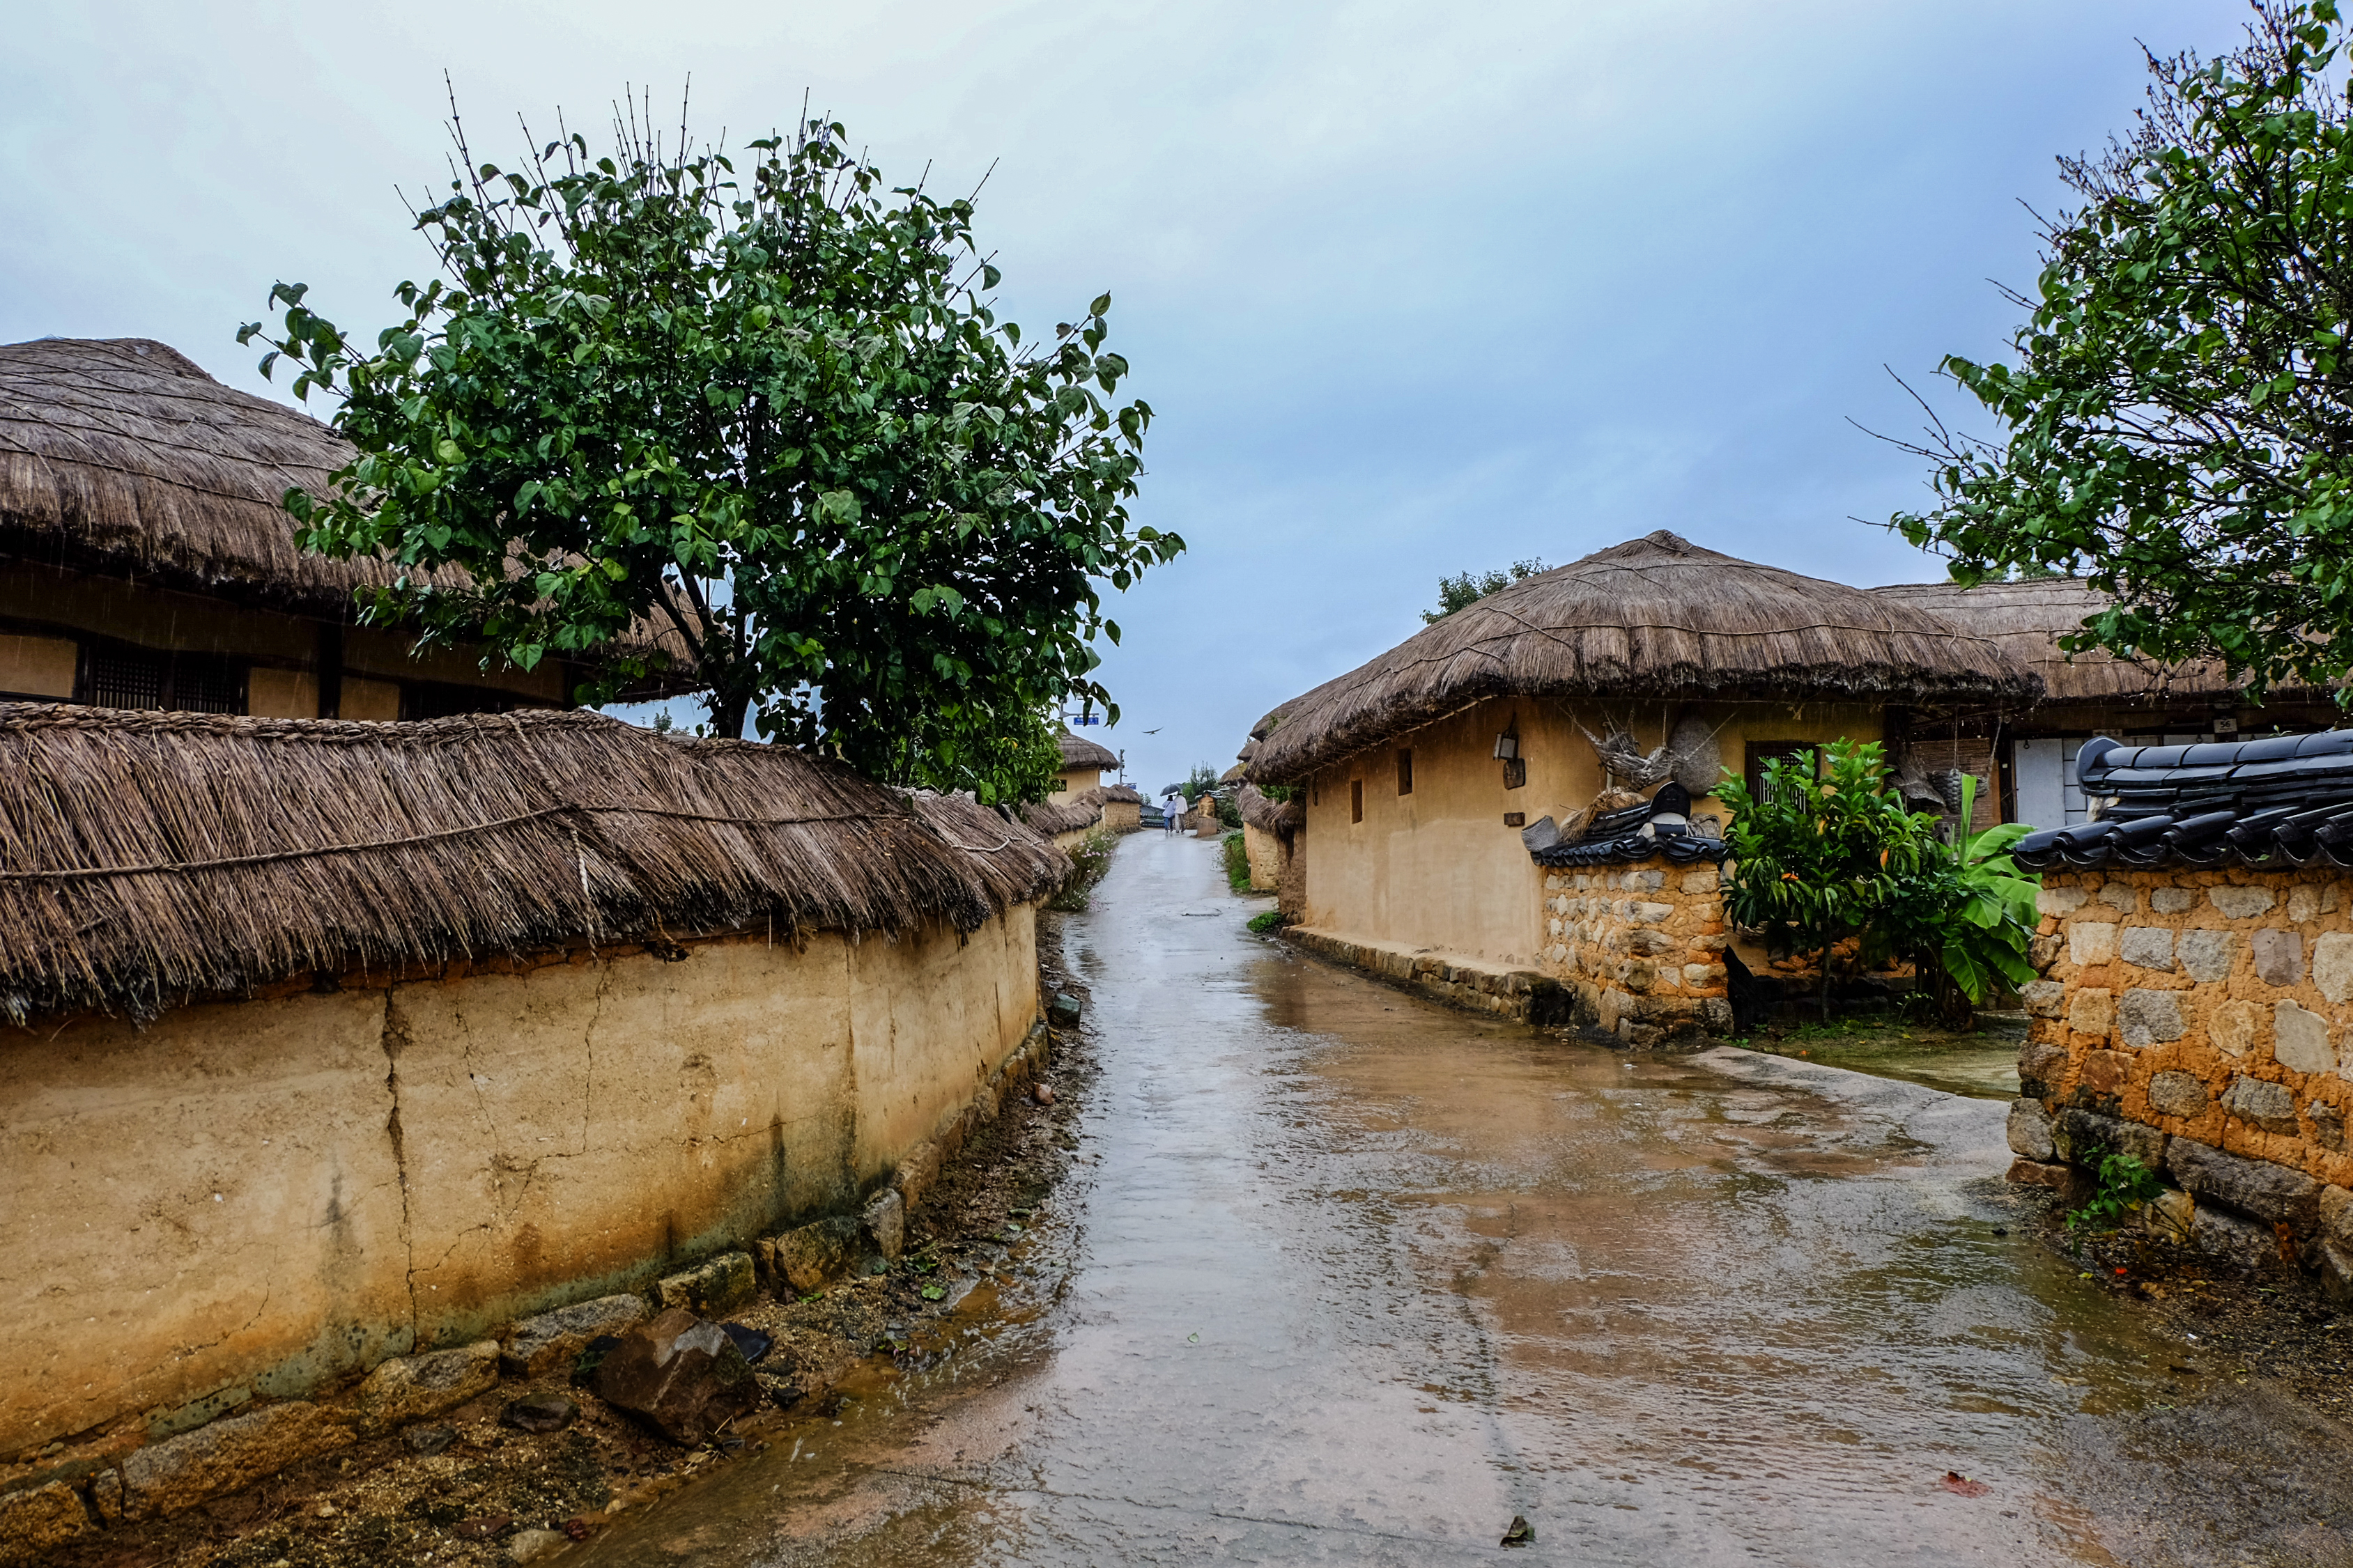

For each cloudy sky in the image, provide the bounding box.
[6,1,2248,793]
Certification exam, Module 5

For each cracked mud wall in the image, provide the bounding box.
[0,906,1039,1457]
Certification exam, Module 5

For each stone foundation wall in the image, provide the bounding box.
[2010,864,2353,1294]
[1536,864,1733,1046]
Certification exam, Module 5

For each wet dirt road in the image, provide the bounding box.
[580,832,2353,1567]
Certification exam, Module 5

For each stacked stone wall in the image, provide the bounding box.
[1538,864,1733,1046]
[2014,864,2353,1291]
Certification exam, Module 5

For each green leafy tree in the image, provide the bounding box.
[240,102,1180,800]
[1890,1,2353,702]
[1420,559,1548,625]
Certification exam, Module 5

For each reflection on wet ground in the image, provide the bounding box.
[1741,1023,2027,1103]
[580,835,2353,1567]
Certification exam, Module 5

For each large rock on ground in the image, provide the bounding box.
[2191,1204,2284,1272]
[769,1217,861,1294]
[2006,1099,2055,1163]
[100,1402,353,1520]
[502,1294,650,1379]
[592,1308,760,1445]
[2167,1138,2320,1232]
[2051,1107,2165,1170]
[656,1252,757,1317]
[0,1480,96,1563]
[862,1190,906,1262]
[355,1342,502,1434]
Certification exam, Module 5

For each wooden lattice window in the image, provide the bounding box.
[1396,748,1414,795]
[77,644,245,715]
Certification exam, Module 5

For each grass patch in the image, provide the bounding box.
[1247,909,1289,935]
[1221,830,1251,893]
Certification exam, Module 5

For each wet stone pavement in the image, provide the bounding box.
[578,833,2353,1567]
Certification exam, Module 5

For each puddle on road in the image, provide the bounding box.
[580,837,2353,1567]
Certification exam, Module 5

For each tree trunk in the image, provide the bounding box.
[1820,945,1833,1025]
[708,691,750,741]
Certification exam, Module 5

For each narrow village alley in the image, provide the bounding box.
[576,833,2353,1568]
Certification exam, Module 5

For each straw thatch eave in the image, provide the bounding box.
[1869,577,2333,708]
[1249,531,2042,782]
[0,338,470,618]
[1021,797,1100,837]
[1079,782,1141,806]
[1055,728,1118,771]
[0,704,1064,1024]
[1237,782,1301,836]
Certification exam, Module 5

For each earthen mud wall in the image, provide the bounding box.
[0,907,1038,1458]
[1243,821,1286,892]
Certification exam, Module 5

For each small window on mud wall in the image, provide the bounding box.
[77,644,246,715]
[1396,747,1414,795]
[1350,778,1364,823]
[1745,741,1816,802]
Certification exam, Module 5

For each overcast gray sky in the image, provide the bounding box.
[5,1,2248,793]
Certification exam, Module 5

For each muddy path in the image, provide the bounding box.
[564,832,2353,1567]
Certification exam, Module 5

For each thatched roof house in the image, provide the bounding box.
[1871,577,2337,713]
[1242,531,2048,1044]
[1249,531,2038,783]
[1055,727,1118,771]
[0,704,1062,1023]
[1872,577,2343,832]
[1,338,460,612]
[0,337,681,719]
[1051,725,1119,797]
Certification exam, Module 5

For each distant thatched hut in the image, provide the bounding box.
[0,337,681,719]
[1052,727,1119,798]
[1079,780,1144,832]
[1247,531,2037,1040]
[1021,795,1104,851]
[0,705,1061,1475]
[1874,577,2343,832]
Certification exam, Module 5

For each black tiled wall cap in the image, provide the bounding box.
[2014,727,2353,869]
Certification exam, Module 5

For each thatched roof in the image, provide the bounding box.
[0,337,689,684]
[1870,577,2324,706]
[1056,728,1118,770]
[0,704,1064,1023]
[1021,797,1100,837]
[1250,531,2040,782]
[1079,782,1142,806]
[1237,783,1301,836]
[0,338,468,614]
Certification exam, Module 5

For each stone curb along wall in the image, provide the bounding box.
[1279,927,1566,1025]
[2009,864,2353,1289]
[0,904,1045,1548]
[1538,864,1734,1047]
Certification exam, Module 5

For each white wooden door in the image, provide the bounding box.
[2013,738,2069,830]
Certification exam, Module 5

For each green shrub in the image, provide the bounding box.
[1221,830,1251,892]
[1718,738,2040,1023]
[1247,910,1289,934]
[1048,829,1118,912]
[1216,793,1243,830]
[2067,1147,2164,1232]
